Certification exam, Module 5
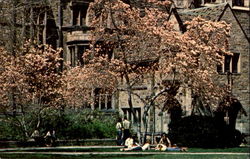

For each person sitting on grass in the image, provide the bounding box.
[158,133,171,147]
[155,143,188,152]
[120,135,150,151]
[155,133,187,152]
[44,130,56,147]
[31,129,43,146]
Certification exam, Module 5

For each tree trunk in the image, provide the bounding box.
[124,74,138,123]
[58,0,64,71]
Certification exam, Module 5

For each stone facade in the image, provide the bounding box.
[21,0,248,137]
[0,0,59,49]
[168,2,250,135]
[218,5,249,134]
[233,10,250,39]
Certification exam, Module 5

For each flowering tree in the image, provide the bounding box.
[0,43,63,138]
[62,0,231,137]
[61,52,119,108]
[86,0,172,122]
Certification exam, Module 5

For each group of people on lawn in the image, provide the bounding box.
[116,117,187,152]
[31,129,56,147]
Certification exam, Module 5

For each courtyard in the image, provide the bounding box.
[0,0,249,159]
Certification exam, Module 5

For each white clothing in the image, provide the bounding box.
[44,131,51,138]
[142,143,150,151]
[31,130,39,138]
[116,122,122,130]
[122,119,130,129]
[124,137,134,148]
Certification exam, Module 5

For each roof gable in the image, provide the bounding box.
[178,3,228,22]
[169,3,249,43]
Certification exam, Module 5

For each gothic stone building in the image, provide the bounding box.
[59,0,250,137]
[169,1,250,135]
[1,0,249,138]
[0,0,58,51]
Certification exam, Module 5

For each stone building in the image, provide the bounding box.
[1,0,249,139]
[59,0,250,137]
[0,0,59,116]
[169,1,250,135]
[0,0,58,50]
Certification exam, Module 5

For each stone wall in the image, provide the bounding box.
[67,31,91,42]
[219,8,250,134]
[60,0,250,136]
[232,9,250,40]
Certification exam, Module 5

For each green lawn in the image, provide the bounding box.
[1,147,249,153]
[0,154,249,159]
[0,147,249,159]
[187,147,249,153]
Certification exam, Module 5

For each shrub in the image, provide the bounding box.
[0,109,117,141]
[0,118,24,141]
[168,115,243,148]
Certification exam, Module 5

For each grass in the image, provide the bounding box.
[0,153,249,159]
[186,147,249,153]
[1,147,249,153]
[0,147,249,159]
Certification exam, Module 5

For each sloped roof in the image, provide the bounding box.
[170,3,250,42]
[178,3,228,22]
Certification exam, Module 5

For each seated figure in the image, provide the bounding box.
[31,129,44,146]
[158,133,171,147]
[155,133,187,152]
[120,135,150,151]
[156,143,187,151]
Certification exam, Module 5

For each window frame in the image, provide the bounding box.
[94,88,113,110]
[77,44,89,66]
[217,53,241,74]
[71,5,88,26]
[68,45,76,67]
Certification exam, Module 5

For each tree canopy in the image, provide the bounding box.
[62,0,231,113]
